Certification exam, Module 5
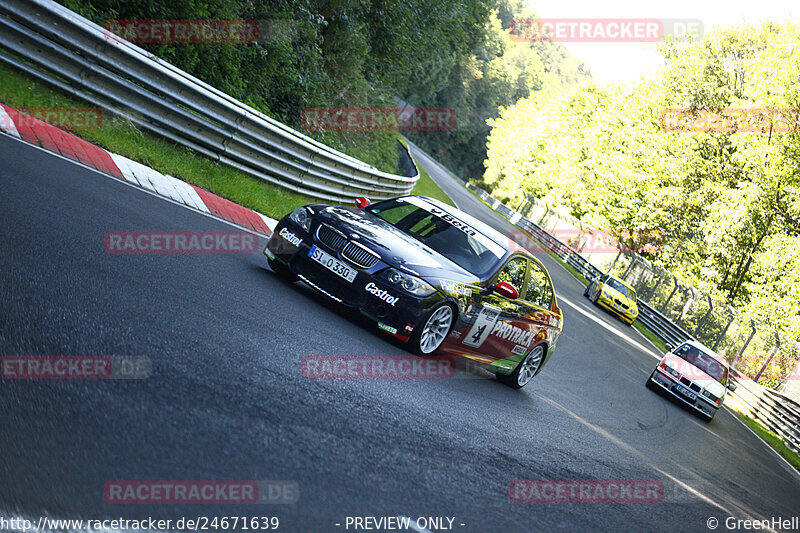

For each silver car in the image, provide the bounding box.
[646,340,736,422]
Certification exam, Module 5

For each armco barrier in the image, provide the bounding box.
[469,183,800,454]
[0,0,419,202]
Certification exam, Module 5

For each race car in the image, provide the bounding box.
[584,273,638,325]
[264,195,563,389]
[646,340,736,422]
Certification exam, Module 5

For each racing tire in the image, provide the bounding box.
[645,370,657,391]
[268,258,298,282]
[497,344,546,390]
[409,303,455,355]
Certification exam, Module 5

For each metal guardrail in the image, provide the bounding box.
[469,184,800,454]
[0,0,419,203]
[729,371,800,454]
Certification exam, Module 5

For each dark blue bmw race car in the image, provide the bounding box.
[264,195,563,388]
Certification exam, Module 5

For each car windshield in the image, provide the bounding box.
[606,278,636,299]
[367,197,505,276]
[674,344,728,384]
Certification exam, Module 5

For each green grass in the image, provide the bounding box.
[0,62,453,217]
[633,321,667,351]
[730,410,800,470]
[409,163,455,207]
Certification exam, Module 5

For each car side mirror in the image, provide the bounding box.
[493,281,519,300]
[355,196,370,208]
[665,343,674,352]
[728,382,737,392]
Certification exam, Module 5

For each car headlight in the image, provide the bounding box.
[702,390,721,404]
[288,207,312,233]
[378,268,435,297]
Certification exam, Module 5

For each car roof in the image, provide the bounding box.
[677,340,729,367]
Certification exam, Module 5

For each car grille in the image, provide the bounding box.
[317,224,346,251]
[680,377,701,392]
[614,298,629,309]
[342,242,380,268]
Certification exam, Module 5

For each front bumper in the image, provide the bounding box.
[596,295,637,322]
[265,218,443,340]
[649,368,720,418]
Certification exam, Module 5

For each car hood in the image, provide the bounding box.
[315,206,480,283]
[662,354,726,397]
[603,285,637,308]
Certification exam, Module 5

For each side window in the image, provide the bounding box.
[496,257,527,295]
[526,261,554,309]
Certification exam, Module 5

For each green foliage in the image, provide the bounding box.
[483,22,800,346]
[405,0,589,180]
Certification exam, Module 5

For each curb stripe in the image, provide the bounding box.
[0,105,21,138]
[0,102,277,237]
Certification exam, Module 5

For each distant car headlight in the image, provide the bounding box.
[702,390,721,404]
[378,268,435,297]
[288,207,312,233]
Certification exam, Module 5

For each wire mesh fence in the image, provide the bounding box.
[514,192,800,398]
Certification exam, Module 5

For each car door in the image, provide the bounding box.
[516,259,559,352]
[459,255,531,364]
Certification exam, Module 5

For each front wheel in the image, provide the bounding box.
[409,303,454,355]
[497,344,546,390]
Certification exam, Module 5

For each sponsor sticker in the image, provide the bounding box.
[490,322,535,348]
[511,345,527,356]
[365,282,399,306]
[378,322,398,335]
[462,304,501,348]
[440,279,471,297]
[278,227,302,247]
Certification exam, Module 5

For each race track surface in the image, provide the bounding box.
[1,134,798,532]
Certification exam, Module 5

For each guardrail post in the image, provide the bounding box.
[732,319,758,371]
[694,294,714,335]
[647,273,663,300]
[621,254,636,279]
[658,276,679,313]
[754,332,781,382]
[712,307,737,351]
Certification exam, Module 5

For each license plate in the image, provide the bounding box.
[308,245,357,283]
[674,383,697,401]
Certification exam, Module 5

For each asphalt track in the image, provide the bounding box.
[1,133,798,532]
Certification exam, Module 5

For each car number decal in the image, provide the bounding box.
[462,304,501,348]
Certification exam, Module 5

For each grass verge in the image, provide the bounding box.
[0,62,453,218]
[729,409,800,471]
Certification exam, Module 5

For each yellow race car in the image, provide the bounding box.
[584,274,638,325]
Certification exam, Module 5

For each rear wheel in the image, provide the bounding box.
[409,304,454,355]
[268,258,298,282]
[497,344,545,390]
[645,370,656,390]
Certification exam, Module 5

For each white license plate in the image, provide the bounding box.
[674,383,697,401]
[308,246,357,283]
